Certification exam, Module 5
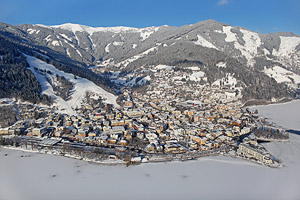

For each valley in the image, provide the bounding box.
[0,19,299,166]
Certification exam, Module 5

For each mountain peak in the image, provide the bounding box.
[36,23,162,35]
[51,23,88,33]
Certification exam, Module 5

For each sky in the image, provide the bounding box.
[0,0,299,35]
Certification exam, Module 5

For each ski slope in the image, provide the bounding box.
[25,55,118,115]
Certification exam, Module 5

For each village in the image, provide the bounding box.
[0,65,289,167]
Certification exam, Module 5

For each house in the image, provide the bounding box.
[145,143,156,153]
[106,113,115,120]
[164,143,186,154]
[137,132,144,139]
[78,129,87,137]
[119,139,127,146]
[131,156,142,164]
[240,127,251,135]
[54,131,63,137]
[98,135,108,145]
[191,135,207,145]
[0,128,9,135]
[88,132,97,137]
[124,101,133,108]
[111,126,125,134]
[111,120,125,126]
[32,127,48,136]
[231,120,241,126]
[188,141,198,149]
[107,138,117,144]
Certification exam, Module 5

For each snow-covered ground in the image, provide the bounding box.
[26,55,118,115]
[1,100,300,200]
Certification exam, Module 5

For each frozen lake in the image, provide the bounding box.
[1,100,300,200]
[251,99,300,131]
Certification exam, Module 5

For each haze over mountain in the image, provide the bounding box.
[1,19,300,106]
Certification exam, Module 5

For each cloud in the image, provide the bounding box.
[217,0,229,5]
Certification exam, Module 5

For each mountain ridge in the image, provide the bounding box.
[1,19,300,104]
[34,20,297,37]
[14,20,299,70]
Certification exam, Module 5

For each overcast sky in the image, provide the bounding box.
[0,0,299,35]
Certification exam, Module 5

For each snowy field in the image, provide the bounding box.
[1,101,300,200]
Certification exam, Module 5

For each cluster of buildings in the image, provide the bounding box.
[0,66,284,166]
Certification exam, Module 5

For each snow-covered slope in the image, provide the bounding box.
[274,36,300,57]
[272,36,300,69]
[264,66,300,88]
[18,21,300,74]
[117,46,159,68]
[223,26,261,66]
[40,23,161,37]
[25,55,118,115]
[49,23,140,35]
[194,34,218,50]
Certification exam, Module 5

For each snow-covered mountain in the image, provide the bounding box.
[16,20,300,71]
[1,20,300,102]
